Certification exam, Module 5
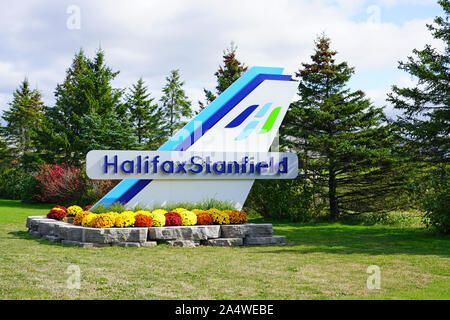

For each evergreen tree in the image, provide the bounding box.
[281,35,398,219]
[36,49,126,165]
[197,42,247,114]
[1,78,44,170]
[159,69,192,136]
[387,0,449,164]
[388,0,449,233]
[126,78,164,148]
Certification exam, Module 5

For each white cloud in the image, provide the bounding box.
[0,0,442,116]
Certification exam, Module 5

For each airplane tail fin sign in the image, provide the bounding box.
[92,67,298,210]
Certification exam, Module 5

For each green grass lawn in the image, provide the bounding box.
[0,199,448,300]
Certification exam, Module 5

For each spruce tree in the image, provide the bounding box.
[388,0,449,233]
[387,0,449,164]
[1,78,44,170]
[126,78,163,148]
[282,35,397,219]
[197,42,247,113]
[159,69,192,136]
[36,49,127,165]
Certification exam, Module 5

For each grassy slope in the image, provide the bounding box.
[0,199,448,300]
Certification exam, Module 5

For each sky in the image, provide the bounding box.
[0,0,445,123]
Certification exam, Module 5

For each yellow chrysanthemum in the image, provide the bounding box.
[180,211,197,226]
[151,209,167,215]
[81,213,96,227]
[90,213,115,228]
[208,208,221,215]
[151,212,166,227]
[73,211,91,225]
[172,207,187,214]
[115,212,135,228]
[67,205,83,216]
[211,211,230,225]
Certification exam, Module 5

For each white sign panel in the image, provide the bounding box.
[86,150,298,180]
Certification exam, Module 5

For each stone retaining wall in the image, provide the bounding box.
[26,216,286,247]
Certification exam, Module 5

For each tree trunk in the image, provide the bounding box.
[329,160,338,220]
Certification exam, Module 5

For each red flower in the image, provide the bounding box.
[134,214,153,227]
[47,208,67,221]
[164,212,181,226]
[84,205,93,211]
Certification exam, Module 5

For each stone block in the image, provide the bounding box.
[244,236,286,245]
[82,227,148,244]
[160,240,199,247]
[26,216,46,229]
[58,224,83,242]
[42,235,61,243]
[28,230,41,238]
[148,226,220,241]
[37,220,57,236]
[141,241,158,247]
[204,238,243,246]
[246,224,273,237]
[112,242,141,247]
[220,224,248,238]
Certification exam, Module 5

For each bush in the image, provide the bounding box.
[0,168,27,200]
[245,179,317,222]
[32,164,114,206]
[422,170,450,234]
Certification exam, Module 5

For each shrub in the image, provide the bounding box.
[180,211,197,226]
[195,211,213,225]
[73,211,91,225]
[90,213,115,228]
[422,170,450,234]
[229,211,248,224]
[115,212,135,228]
[245,179,317,222]
[135,214,153,227]
[165,212,182,226]
[0,168,27,200]
[151,212,166,227]
[32,164,115,206]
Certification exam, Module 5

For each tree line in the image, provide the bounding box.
[1,0,448,233]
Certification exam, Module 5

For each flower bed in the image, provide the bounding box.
[46,204,248,229]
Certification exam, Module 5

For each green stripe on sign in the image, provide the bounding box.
[260,107,281,133]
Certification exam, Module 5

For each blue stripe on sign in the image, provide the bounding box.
[116,74,292,204]
[255,102,273,118]
[225,105,259,128]
[235,121,259,140]
[91,67,285,209]
[174,74,291,151]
